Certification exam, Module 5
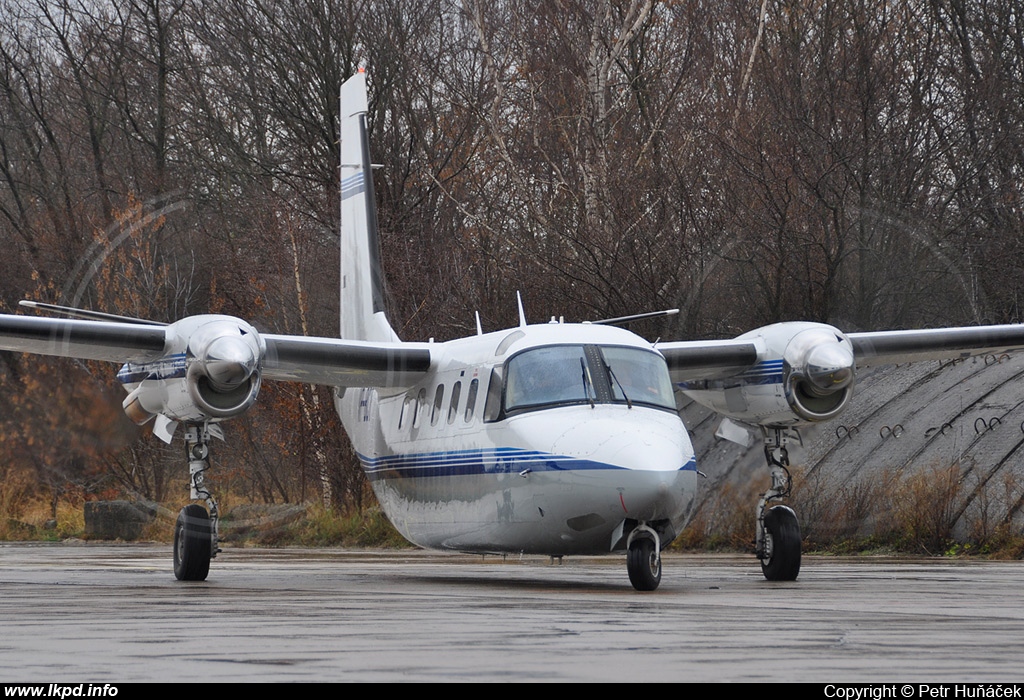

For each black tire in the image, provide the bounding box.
[627,537,662,591]
[760,505,801,581]
[173,504,211,581]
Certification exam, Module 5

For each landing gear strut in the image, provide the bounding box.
[755,428,801,581]
[173,424,220,581]
[626,523,662,591]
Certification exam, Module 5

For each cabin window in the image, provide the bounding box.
[412,387,426,428]
[447,381,462,424]
[431,385,444,426]
[398,395,412,429]
[464,378,479,422]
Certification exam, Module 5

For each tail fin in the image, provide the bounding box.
[339,70,398,342]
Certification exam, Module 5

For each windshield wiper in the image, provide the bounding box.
[604,363,632,409]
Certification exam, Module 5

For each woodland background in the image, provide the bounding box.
[1,0,1023,518]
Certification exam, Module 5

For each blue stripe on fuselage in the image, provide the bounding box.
[359,447,697,482]
[735,359,784,385]
[116,353,186,384]
[678,359,784,390]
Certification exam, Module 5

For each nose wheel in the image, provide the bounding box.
[626,525,662,591]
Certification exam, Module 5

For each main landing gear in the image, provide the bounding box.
[755,428,802,581]
[173,424,220,581]
[626,524,662,591]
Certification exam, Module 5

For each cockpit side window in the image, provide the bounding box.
[483,366,503,422]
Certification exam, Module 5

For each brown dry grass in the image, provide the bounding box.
[675,460,1024,557]
[3,459,1024,555]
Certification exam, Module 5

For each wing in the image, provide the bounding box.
[664,321,1024,428]
[262,334,431,387]
[848,325,1024,367]
[0,312,432,389]
[661,322,1024,384]
[0,314,167,363]
[659,338,761,383]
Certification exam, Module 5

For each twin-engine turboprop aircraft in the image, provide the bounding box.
[2,70,1024,590]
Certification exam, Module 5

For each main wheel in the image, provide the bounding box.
[173,504,212,581]
[627,537,662,591]
[760,505,801,581]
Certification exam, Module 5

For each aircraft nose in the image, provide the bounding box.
[511,409,695,524]
[549,413,690,473]
[609,440,695,523]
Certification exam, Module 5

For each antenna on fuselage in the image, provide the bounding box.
[591,309,680,327]
[475,311,483,336]
[516,291,527,328]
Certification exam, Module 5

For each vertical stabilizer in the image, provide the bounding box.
[339,70,398,342]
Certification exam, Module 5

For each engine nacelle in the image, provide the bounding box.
[119,315,265,426]
[779,325,855,422]
[678,322,856,427]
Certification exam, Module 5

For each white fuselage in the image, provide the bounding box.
[335,322,698,555]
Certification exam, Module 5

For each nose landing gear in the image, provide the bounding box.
[626,524,662,591]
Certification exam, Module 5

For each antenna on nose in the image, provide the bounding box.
[516,291,527,328]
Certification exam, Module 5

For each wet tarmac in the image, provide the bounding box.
[1,543,1023,682]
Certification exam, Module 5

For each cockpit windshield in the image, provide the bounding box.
[501,344,676,416]
[505,346,591,410]
[601,345,676,408]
